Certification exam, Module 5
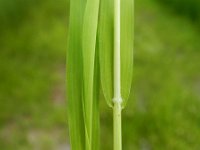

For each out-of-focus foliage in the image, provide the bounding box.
[0,0,39,30]
[0,0,200,149]
[157,0,200,22]
[0,0,69,149]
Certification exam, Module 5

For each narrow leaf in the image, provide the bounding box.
[82,0,100,149]
[66,0,86,149]
[121,0,134,107]
[98,0,114,107]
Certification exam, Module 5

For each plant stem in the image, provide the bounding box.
[113,101,122,150]
[113,0,122,149]
[114,0,121,99]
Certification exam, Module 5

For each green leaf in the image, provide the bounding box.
[98,0,114,107]
[67,0,86,149]
[82,0,100,149]
[67,0,100,149]
[99,0,134,108]
[121,0,134,107]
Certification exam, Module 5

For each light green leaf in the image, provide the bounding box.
[99,0,134,108]
[66,0,86,149]
[121,0,134,107]
[67,0,87,149]
[67,0,100,149]
[82,0,100,149]
[98,0,114,107]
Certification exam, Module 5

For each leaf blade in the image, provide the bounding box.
[67,0,86,149]
[121,0,134,107]
[99,0,114,107]
[82,0,100,149]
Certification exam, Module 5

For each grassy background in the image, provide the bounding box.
[0,0,200,149]
[157,0,200,22]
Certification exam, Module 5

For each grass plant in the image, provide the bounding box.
[0,0,200,149]
[67,0,134,149]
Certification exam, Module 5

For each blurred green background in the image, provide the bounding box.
[0,0,200,149]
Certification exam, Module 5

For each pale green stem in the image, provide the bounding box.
[113,0,122,149]
[114,0,121,97]
[113,101,122,150]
